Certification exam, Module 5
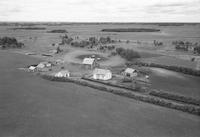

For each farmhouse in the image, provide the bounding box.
[123,68,138,77]
[55,70,70,78]
[93,68,112,80]
[82,57,96,69]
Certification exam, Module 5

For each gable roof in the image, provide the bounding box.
[82,58,95,65]
[57,70,70,74]
[93,68,111,75]
[124,68,136,74]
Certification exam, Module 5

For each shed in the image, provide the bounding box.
[93,68,112,80]
[37,62,52,69]
[123,68,138,77]
[29,66,36,71]
[55,70,70,78]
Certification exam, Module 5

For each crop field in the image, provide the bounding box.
[0,51,200,137]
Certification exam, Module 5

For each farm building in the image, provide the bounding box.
[29,66,36,71]
[37,62,52,69]
[93,68,112,80]
[55,70,70,78]
[123,68,138,77]
[28,65,37,71]
[82,58,97,69]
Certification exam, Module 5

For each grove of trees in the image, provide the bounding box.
[0,37,24,49]
[116,47,140,61]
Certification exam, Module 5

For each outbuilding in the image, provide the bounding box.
[28,65,37,71]
[37,62,52,69]
[93,68,112,80]
[123,68,138,77]
[29,66,36,71]
[82,58,96,69]
[55,70,70,78]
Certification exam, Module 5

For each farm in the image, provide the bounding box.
[0,22,200,136]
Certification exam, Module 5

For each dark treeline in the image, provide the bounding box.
[47,29,68,33]
[0,37,24,49]
[102,28,160,32]
[10,27,46,30]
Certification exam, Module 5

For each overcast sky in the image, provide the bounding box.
[0,0,200,22]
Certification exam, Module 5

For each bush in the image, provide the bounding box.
[194,46,200,54]
[99,36,112,44]
[60,34,73,45]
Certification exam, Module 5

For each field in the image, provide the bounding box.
[0,23,200,136]
[0,51,200,137]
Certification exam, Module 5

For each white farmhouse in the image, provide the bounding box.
[55,70,70,78]
[93,68,112,80]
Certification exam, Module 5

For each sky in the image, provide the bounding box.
[0,0,200,22]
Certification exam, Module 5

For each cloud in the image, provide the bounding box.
[146,0,200,15]
[0,0,200,22]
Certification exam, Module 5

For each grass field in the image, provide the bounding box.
[0,51,200,137]
[148,67,200,99]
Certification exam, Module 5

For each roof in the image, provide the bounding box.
[40,61,50,65]
[82,58,95,65]
[124,68,136,74]
[93,68,111,75]
[57,70,70,74]
[29,66,36,70]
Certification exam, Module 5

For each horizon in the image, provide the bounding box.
[0,21,200,23]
